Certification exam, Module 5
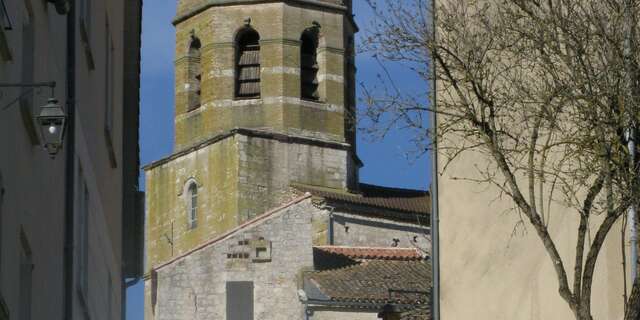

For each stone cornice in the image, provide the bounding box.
[173,0,349,26]
[142,127,353,171]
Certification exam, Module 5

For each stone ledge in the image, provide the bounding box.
[174,0,348,26]
[143,127,352,170]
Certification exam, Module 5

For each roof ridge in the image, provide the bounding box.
[153,193,312,272]
[313,246,426,261]
[358,182,429,194]
[314,245,420,250]
[291,182,431,216]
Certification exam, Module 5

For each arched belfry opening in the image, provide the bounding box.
[235,26,261,99]
[187,31,202,111]
[300,24,320,101]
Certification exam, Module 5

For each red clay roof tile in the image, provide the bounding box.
[314,246,425,261]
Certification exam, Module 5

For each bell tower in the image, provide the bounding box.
[172,0,357,151]
[144,0,359,276]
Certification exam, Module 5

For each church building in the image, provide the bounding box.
[143,1,431,319]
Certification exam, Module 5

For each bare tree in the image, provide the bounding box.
[361,0,640,319]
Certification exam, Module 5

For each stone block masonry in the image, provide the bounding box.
[147,198,322,320]
[144,129,352,275]
[172,2,355,151]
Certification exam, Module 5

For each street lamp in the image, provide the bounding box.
[36,98,66,157]
[0,81,66,158]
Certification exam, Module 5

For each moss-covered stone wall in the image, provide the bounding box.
[144,132,351,273]
[172,2,356,150]
[145,137,240,272]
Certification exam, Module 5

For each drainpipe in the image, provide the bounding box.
[326,205,335,245]
[63,1,76,320]
[430,0,441,319]
[624,0,639,284]
[628,128,638,281]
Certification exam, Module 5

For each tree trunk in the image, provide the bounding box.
[626,279,640,320]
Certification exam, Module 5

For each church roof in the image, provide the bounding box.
[400,307,431,320]
[304,259,431,306]
[292,183,430,217]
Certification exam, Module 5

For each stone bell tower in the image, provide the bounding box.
[172,0,357,150]
[144,0,359,275]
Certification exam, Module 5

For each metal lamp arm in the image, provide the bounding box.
[0,82,57,111]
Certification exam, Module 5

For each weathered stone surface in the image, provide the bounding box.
[147,199,321,320]
[172,2,355,150]
[332,211,430,252]
[145,197,429,320]
[144,131,352,273]
[142,2,409,320]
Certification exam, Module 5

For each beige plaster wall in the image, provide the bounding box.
[437,148,626,320]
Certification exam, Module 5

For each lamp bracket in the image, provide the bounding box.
[0,81,56,89]
[0,81,57,111]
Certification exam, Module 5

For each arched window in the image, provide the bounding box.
[300,26,320,100]
[235,27,261,99]
[187,182,198,229]
[187,32,202,111]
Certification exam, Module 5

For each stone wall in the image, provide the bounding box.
[144,131,350,274]
[144,198,421,320]
[145,136,240,273]
[147,198,322,320]
[172,2,355,151]
[236,134,350,221]
[332,211,430,251]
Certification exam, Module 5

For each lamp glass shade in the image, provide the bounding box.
[36,98,66,157]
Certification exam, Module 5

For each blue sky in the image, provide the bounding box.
[127,1,429,318]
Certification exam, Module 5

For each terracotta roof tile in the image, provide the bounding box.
[401,307,431,320]
[314,246,425,261]
[292,183,430,218]
[306,260,431,305]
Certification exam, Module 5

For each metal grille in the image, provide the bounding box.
[187,36,202,111]
[236,34,260,98]
[301,31,319,100]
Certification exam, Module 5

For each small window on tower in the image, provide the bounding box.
[187,31,202,111]
[187,182,198,229]
[300,25,320,101]
[235,27,260,99]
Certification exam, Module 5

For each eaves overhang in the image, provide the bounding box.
[142,127,354,171]
[173,0,351,25]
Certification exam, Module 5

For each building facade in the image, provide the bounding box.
[144,0,359,278]
[433,1,627,319]
[0,1,143,320]
[143,1,431,319]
